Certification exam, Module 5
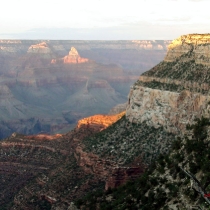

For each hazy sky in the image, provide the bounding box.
[0,0,209,40]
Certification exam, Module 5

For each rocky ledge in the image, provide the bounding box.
[165,34,210,65]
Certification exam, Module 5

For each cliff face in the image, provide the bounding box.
[126,34,210,134]
[126,86,209,133]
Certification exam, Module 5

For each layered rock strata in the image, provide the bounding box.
[164,34,210,65]
[126,34,210,134]
[126,86,209,133]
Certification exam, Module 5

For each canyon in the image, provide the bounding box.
[0,39,170,208]
[69,34,210,210]
[3,34,210,209]
[0,40,169,139]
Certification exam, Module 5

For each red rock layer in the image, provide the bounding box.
[76,112,125,132]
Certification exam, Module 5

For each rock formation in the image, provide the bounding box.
[164,34,210,65]
[51,47,89,64]
[27,42,51,54]
[76,112,125,132]
[126,34,210,134]
[126,86,209,133]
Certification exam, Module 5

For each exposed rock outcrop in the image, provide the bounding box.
[74,141,143,190]
[126,34,210,134]
[77,112,125,132]
[165,34,210,65]
[126,86,210,133]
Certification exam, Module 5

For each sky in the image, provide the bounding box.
[0,0,209,40]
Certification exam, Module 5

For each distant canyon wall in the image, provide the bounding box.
[0,40,170,72]
[0,40,169,139]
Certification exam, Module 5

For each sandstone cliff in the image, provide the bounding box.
[126,34,210,134]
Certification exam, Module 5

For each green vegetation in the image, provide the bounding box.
[136,80,185,92]
[76,116,210,209]
[142,52,210,83]
[135,51,210,95]
[83,116,175,165]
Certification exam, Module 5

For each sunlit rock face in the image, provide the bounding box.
[164,34,210,65]
[51,47,89,64]
[126,34,210,134]
[76,112,125,132]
